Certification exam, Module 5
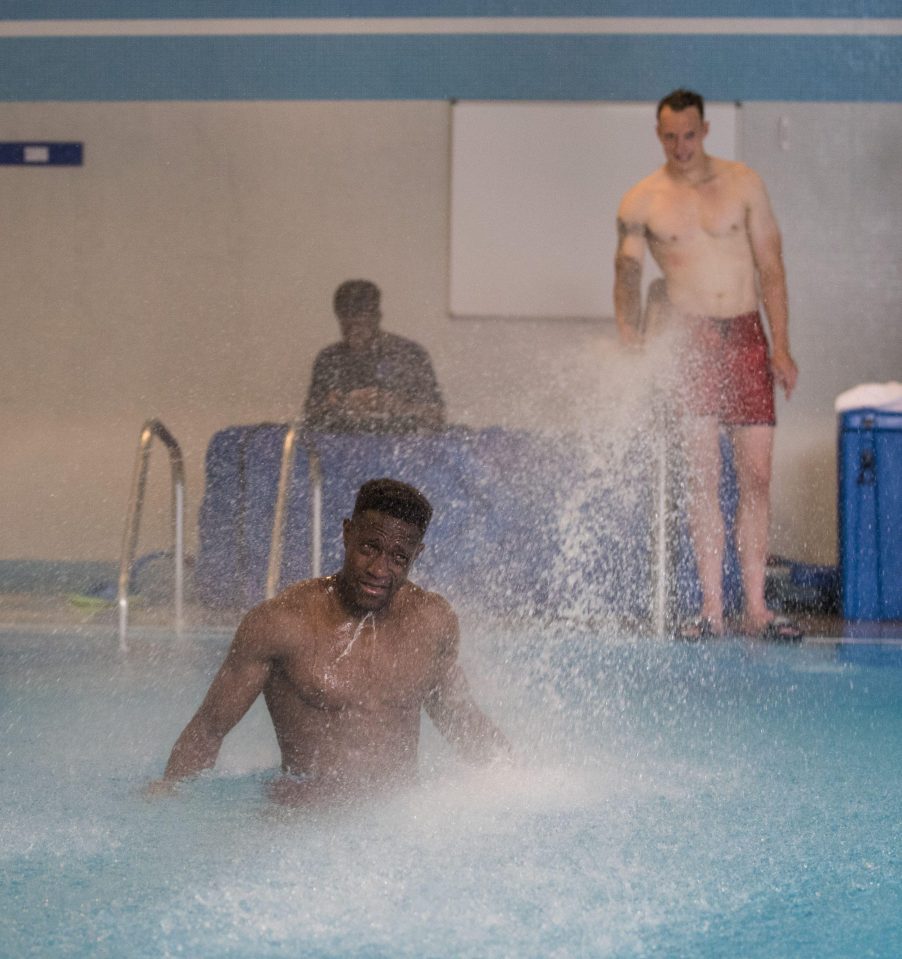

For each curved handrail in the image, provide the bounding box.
[117,419,186,651]
[266,421,322,600]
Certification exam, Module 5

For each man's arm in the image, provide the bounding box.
[746,169,798,398]
[614,193,649,347]
[423,610,510,763]
[304,350,345,429]
[381,342,446,431]
[154,607,276,785]
[374,391,445,431]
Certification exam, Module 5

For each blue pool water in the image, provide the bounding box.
[1,622,901,958]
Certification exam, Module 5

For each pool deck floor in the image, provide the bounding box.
[0,592,241,635]
[1,590,900,645]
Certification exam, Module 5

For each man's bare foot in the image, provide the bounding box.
[745,615,804,642]
[674,617,722,642]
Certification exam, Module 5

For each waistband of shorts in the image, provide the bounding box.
[693,310,760,325]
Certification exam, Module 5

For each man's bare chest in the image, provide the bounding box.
[647,185,746,247]
[278,618,438,711]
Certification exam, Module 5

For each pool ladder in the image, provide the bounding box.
[117,419,186,651]
[264,418,672,630]
[265,420,322,600]
[266,417,672,634]
[115,414,673,639]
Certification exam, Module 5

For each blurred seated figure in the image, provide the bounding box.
[304,280,446,433]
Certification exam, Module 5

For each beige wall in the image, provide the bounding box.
[1,100,900,565]
[743,103,902,563]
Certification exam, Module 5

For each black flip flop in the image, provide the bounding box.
[674,617,718,642]
[758,617,804,643]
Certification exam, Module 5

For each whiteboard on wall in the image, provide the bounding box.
[449,101,738,319]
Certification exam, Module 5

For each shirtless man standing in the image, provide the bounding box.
[150,478,508,803]
[614,89,800,640]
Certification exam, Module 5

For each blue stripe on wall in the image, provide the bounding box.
[0,34,900,101]
[1,2,901,19]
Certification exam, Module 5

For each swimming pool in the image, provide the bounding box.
[2,621,900,959]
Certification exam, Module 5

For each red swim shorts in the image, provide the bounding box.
[675,311,776,426]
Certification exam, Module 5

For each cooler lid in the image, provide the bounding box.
[838,408,902,431]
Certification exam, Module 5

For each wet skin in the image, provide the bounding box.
[153,510,507,803]
[614,102,799,635]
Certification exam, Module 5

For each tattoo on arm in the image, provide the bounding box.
[614,253,643,333]
[615,253,642,292]
[616,217,647,248]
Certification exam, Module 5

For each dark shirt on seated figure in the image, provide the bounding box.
[305,279,446,434]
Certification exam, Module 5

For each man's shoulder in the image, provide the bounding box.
[399,583,459,656]
[270,577,334,613]
[635,166,669,191]
[619,167,667,215]
[381,331,431,358]
[713,157,763,188]
[398,581,456,623]
[239,578,331,641]
[313,341,350,364]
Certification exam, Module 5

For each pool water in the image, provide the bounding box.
[2,622,901,958]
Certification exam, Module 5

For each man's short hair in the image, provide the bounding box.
[353,478,433,535]
[334,279,381,320]
[657,88,705,120]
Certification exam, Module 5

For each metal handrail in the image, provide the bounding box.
[265,421,323,600]
[117,419,186,651]
[650,396,674,637]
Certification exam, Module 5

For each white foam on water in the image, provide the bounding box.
[5,625,902,958]
[150,756,700,959]
[0,811,117,861]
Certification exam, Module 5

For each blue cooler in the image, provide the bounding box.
[838,409,902,620]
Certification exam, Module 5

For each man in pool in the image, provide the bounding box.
[150,478,509,803]
[614,88,800,641]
